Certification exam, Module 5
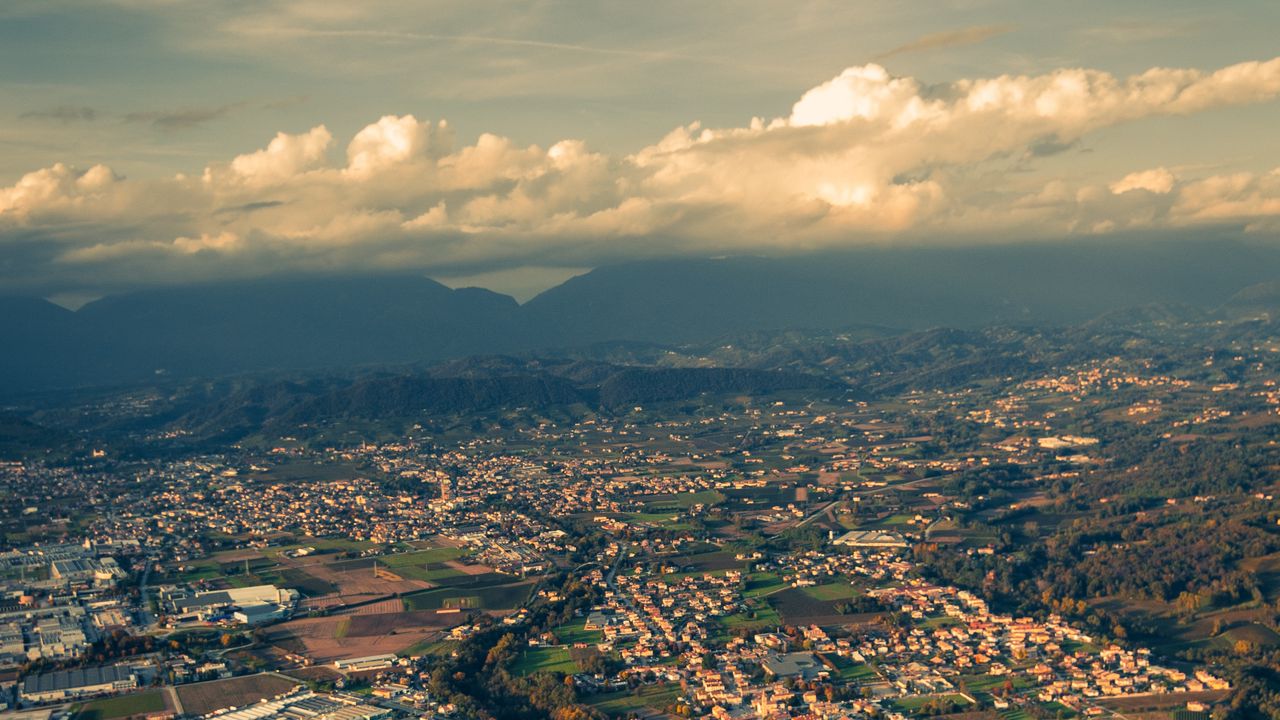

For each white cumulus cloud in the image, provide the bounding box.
[2,56,1280,295]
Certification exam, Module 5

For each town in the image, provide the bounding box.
[1,320,1278,720]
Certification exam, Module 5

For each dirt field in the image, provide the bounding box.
[445,559,492,575]
[283,666,345,683]
[175,673,301,716]
[269,609,463,662]
[286,556,433,610]
[770,588,883,627]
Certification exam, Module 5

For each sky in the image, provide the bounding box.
[1,0,1279,303]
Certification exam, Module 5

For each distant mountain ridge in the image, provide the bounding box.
[3,238,1279,394]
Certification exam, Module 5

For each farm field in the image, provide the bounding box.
[268,610,462,662]
[175,673,301,716]
[770,587,883,626]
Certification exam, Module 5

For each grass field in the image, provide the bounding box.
[328,547,467,579]
[893,693,973,711]
[617,512,693,530]
[643,490,726,510]
[959,673,1031,693]
[802,582,860,601]
[399,638,461,658]
[512,647,578,676]
[825,654,877,681]
[587,684,681,717]
[379,547,467,566]
[867,513,916,528]
[742,571,787,598]
[74,691,166,720]
[553,618,603,646]
[1220,623,1280,649]
[717,603,782,636]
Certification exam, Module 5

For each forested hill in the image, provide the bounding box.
[168,363,839,441]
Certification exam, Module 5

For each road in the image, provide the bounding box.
[604,542,628,588]
[138,555,158,630]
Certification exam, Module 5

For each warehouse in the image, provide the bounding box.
[20,665,138,703]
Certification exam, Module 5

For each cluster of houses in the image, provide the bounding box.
[582,571,744,665]
[150,478,448,544]
[562,532,1234,720]
[855,577,1226,709]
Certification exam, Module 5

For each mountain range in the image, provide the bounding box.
[3,237,1279,395]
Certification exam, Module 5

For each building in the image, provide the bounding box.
[20,665,137,703]
[196,689,391,720]
[49,558,125,586]
[832,530,909,548]
[333,654,397,672]
[232,604,288,626]
[164,584,297,624]
[761,652,827,681]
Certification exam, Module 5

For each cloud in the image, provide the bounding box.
[220,125,333,186]
[20,105,97,122]
[124,102,249,131]
[3,56,1280,295]
[1111,168,1176,195]
[872,24,1014,61]
[1080,19,1199,44]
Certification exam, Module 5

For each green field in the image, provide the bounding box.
[1217,623,1280,649]
[742,571,788,598]
[74,691,166,720]
[400,638,460,657]
[513,647,579,675]
[893,693,973,712]
[867,513,915,528]
[379,546,467,566]
[802,582,859,601]
[587,684,682,717]
[644,490,726,510]
[826,654,878,681]
[617,512,694,530]
[717,603,782,636]
[553,618,603,646]
[959,673,1031,693]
